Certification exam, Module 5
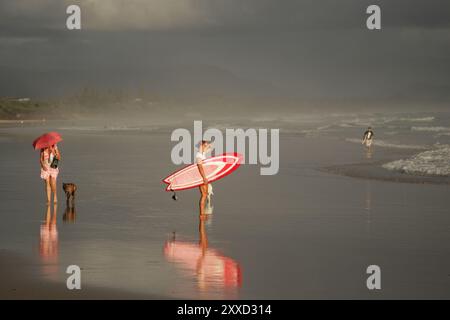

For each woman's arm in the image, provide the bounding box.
[54,145,61,160]
[40,151,48,171]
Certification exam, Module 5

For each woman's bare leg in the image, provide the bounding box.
[50,177,58,204]
[52,203,58,224]
[44,204,51,226]
[44,179,51,204]
[199,184,208,216]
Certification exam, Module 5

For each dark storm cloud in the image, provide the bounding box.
[1,0,449,110]
[2,0,450,34]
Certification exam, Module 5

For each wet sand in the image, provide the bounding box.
[0,250,164,299]
[1,122,449,299]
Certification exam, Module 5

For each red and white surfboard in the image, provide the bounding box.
[163,153,243,191]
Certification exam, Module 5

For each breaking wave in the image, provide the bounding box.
[411,126,450,132]
[398,116,435,122]
[382,145,450,176]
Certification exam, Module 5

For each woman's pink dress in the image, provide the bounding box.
[40,146,59,180]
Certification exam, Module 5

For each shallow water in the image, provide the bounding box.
[0,114,449,299]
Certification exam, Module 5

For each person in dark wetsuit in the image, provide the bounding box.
[362,127,374,148]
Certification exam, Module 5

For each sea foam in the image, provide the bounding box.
[382,145,450,176]
[411,126,450,132]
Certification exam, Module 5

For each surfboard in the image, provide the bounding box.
[163,153,242,191]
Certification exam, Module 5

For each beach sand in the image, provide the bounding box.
[0,119,449,299]
[0,250,164,299]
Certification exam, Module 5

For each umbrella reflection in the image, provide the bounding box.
[164,216,242,295]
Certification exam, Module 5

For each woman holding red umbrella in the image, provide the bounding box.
[33,132,62,204]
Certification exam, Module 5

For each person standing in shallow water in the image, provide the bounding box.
[362,126,374,149]
[40,144,61,204]
[196,140,211,216]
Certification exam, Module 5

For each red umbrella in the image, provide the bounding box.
[32,132,62,150]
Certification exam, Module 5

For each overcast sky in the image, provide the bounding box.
[1,0,449,111]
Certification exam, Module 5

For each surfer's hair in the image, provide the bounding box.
[196,140,210,149]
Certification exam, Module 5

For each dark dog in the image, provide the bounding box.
[63,183,77,223]
[63,183,77,204]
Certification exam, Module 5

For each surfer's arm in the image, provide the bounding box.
[197,162,208,184]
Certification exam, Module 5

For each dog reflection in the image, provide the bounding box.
[63,204,76,222]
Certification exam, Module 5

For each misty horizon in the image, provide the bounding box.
[1,0,450,112]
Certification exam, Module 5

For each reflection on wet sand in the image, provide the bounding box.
[361,147,373,238]
[365,181,372,238]
[164,215,242,298]
[365,146,373,159]
[63,203,76,223]
[39,204,59,279]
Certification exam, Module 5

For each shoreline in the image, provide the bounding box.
[0,119,48,124]
[321,162,450,185]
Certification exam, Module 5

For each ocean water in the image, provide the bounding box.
[256,111,450,179]
[0,111,449,299]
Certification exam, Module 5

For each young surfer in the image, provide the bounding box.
[196,140,211,216]
[362,127,374,148]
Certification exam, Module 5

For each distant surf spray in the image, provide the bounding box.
[411,126,450,133]
[382,145,450,176]
[398,116,435,122]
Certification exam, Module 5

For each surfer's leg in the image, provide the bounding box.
[199,184,208,216]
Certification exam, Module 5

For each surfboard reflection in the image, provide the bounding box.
[164,216,242,297]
